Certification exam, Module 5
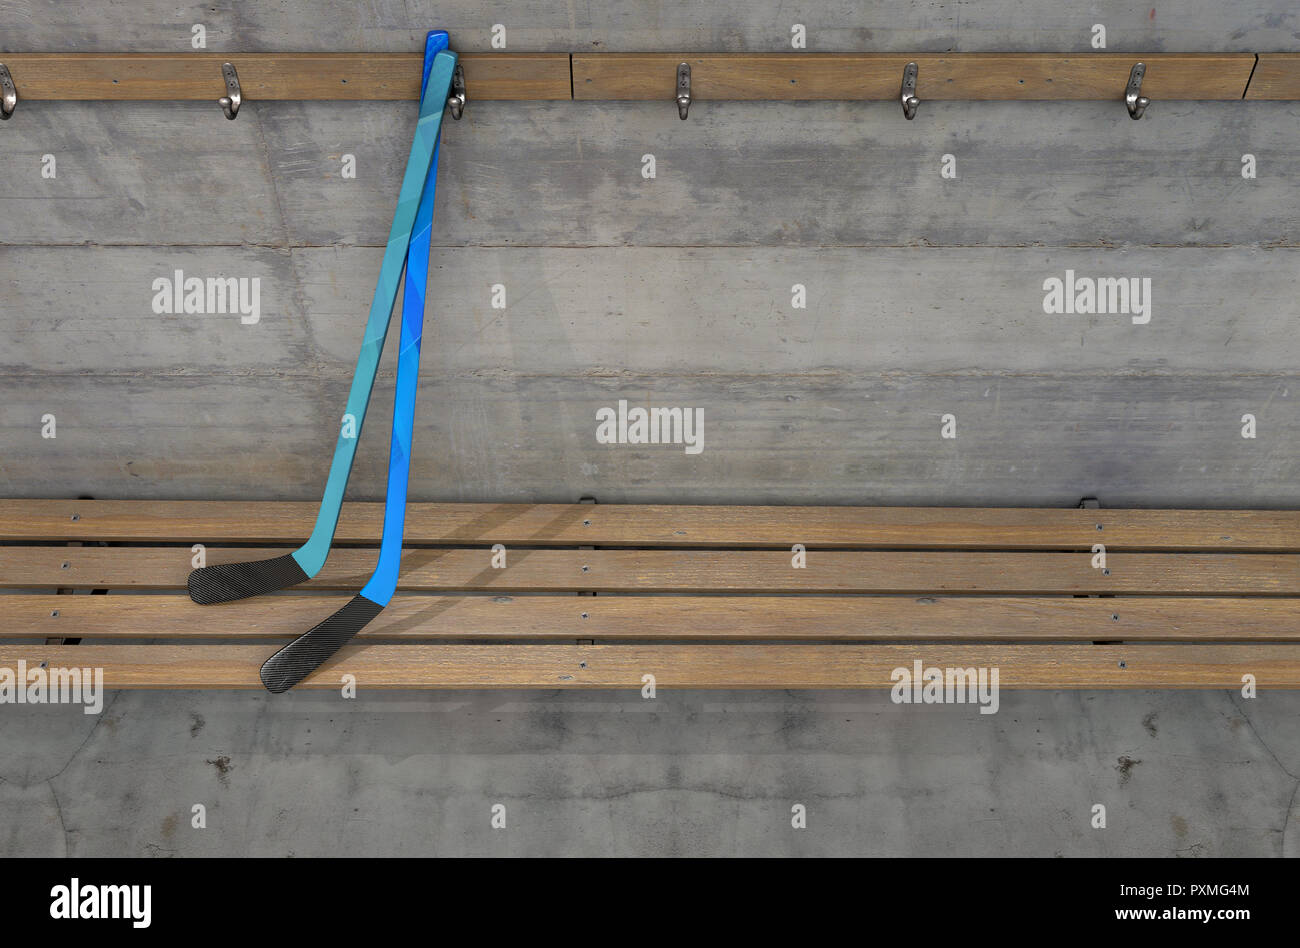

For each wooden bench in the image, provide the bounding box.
[3,499,1299,689]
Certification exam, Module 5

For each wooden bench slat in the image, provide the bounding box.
[3,501,1298,551]
[8,594,1299,641]
[6,643,1298,688]
[4,547,1297,594]
[573,53,1255,101]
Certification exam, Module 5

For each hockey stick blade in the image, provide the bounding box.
[259,594,384,693]
[187,553,309,605]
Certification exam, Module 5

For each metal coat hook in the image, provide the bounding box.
[900,61,919,120]
[676,62,691,119]
[0,64,16,120]
[448,63,466,119]
[1126,62,1149,120]
[218,62,241,119]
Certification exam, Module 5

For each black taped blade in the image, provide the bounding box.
[187,553,310,605]
[259,594,385,694]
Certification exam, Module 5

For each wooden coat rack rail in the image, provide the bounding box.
[3,51,1300,107]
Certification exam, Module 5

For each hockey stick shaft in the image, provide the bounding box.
[359,149,437,605]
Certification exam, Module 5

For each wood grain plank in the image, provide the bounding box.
[573,53,1255,101]
[0,52,572,100]
[6,643,1298,688]
[7,593,1299,641]
[3,546,1298,594]
[1244,53,1300,99]
[0,52,1258,103]
[4,501,1299,551]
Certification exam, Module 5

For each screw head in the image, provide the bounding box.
[61,562,70,569]
[1112,614,1119,622]
[581,612,589,619]
[1118,660,1127,669]
[50,610,59,618]
[70,514,80,521]
[581,565,589,573]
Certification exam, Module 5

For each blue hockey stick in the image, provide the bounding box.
[188,31,457,605]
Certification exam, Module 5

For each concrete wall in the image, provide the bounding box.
[1,2,1298,857]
